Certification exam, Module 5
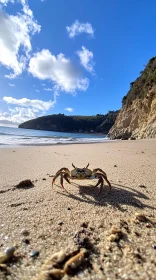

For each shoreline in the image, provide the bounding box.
[0,139,156,280]
[0,139,114,148]
[0,138,155,149]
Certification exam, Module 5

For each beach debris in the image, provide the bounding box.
[0,188,12,194]
[0,246,16,264]
[49,251,66,264]
[10,202,23,207]
[34,249,86,280]
[42,178,46,180]
[73,230,89,248]
[35,269,65,280]
[135,213,148,222]
[138,184,146,188]
[13,179,34,189]
[114,164,117,167]
[152,245,156,250]
[30,250,40,258]
[64,249,86,274]
[21,229,30,236]
[52,163,112,195]
[67,207,71,210]
[107,226,123,242]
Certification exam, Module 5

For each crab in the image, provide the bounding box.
[52,163,112,195]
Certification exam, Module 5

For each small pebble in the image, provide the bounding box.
[146,223,152,228]
[58,220,64,226]
[152,245,156,250]
[67,207,71,210]
[0,246,15,264]
[42,178,46,180]
[114,164,117,167]
[30,250,40,258]
[5,247,16,258]
[80,222,88,228]
[21,229,29,236]
[22,238,30,245]
[108,233,120,242]
[4,236,8,240]
[135,213,148,222]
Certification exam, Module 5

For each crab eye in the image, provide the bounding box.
[77,169,84,173]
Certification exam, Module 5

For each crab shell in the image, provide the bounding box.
[71,168,92,179]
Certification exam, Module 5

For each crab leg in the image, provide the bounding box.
[64,173,71,184]
[52,168,70,186]
[60,173,65,189]
[52,171,62,186]
[92,168,107,177]
[96,172,112,191]
[93,175,103,188]
[94,175,104,195]
[56,167,70,175]
[60,173,72,191]
[98,180,104,195]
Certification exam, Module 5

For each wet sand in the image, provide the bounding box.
[0,139,156,279]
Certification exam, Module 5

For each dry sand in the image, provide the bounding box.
[0,139,156,280]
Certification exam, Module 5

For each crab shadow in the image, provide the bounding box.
[55,182,155,211]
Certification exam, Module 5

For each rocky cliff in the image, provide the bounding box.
[109,57,156,139]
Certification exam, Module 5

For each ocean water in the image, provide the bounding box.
[0,126,111,147]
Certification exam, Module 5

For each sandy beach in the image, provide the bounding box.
[0,139,156,280]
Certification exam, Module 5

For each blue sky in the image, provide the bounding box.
[0,0,156,126]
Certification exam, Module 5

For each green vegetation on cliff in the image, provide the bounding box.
[122,57,156,107]
[19,111,119,134]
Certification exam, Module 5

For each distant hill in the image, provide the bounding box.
[109,57,156,139]
[19,111,119,134]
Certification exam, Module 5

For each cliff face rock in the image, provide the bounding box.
[109,88,156,139]
[109,57,156,139]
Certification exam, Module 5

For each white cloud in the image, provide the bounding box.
[0,0,14,5]
[43,88,53,91]
[9,83,15,87]
[65,107,74,112]
[1,95,58,124]
[0,107,36,124]
[0,0,40,78]
[66,20,94,38]
[3,96,54,110]
[35,89,40,92]
[77,46,94,73]
[28,49,89,94]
